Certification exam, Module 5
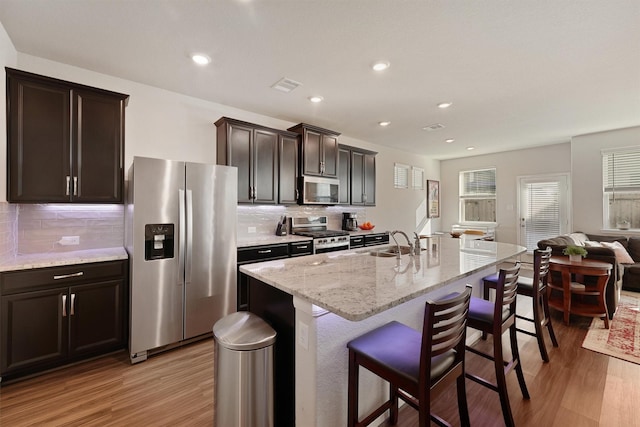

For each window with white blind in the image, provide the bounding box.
[603,147,640,230]
[523,181,561,250]
[412,167,424,190]
[459,168,496,223]
[394,163,409,189]
[518,174,569,251]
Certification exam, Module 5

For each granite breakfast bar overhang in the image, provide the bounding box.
[240,237,526,427]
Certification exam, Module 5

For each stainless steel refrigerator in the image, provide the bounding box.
[125,156,237,363]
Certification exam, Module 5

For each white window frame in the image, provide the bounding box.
[602,146,640,231]
[412,167,424,190]
[459,167,497,225]
[394,163,409,189]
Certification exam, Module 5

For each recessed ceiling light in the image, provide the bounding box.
[372,61,390,71]
[308,95,324,103]
[437,102,453,109]
[445,138,455,143]
[466,146,475,151]
[191,53,211,65]
[378,121,391,127]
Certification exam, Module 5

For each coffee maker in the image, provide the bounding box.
[342,212,358,231]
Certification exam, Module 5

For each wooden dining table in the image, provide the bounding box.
[547,256,612,328]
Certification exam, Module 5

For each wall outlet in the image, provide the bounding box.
[298,321,309,350]
[248,226,256,234]
[59,236,80,246]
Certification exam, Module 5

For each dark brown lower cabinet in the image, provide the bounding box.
[0,260,127,382]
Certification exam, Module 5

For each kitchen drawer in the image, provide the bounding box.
[238,243,289,264]
[290,240,313,257]
[1,260,127,295]
[364,233,389,246]
[349,236,365,249]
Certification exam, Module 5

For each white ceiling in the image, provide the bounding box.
[0,0,638,159]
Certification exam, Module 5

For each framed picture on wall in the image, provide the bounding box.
[427,180,440,218]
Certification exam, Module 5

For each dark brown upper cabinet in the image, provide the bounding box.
[6,68,128,203]
[288,123,340,178]
[338,145,377,206]
[351,149,376,206]
[216,117,279,204]
[278,132,300,204]
[337,146,351,204]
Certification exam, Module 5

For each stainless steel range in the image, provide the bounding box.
[290,216,350,253]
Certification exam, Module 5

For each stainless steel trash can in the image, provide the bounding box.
[213,312,277,427]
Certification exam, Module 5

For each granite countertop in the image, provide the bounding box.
[0,247,129,272]
[240,238,526,321]
[237,234,313,248]
[238,230,389,248]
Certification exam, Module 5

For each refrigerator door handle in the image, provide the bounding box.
[185,189,193,286]
[178,188,186,287]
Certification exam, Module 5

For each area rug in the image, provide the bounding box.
[582,291,640,364]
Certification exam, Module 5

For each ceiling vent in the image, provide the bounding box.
[422,123,446,131]
[271,77,302,93]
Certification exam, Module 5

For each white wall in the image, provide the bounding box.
[440,143,571,244]
[571,126,640,235]
[2,52,436,235]
[0,21,18,202]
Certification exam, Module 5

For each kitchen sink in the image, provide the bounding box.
[369,245,412,257]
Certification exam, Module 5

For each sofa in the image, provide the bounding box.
[537,232,640,319]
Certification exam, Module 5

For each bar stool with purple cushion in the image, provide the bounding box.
[466,262,529,427]
[482,247,558,362]
[347,286,472,427]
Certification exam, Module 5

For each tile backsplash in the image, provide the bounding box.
[0,203,18,258]
[237,205,367,239]
[8,203,124,254]
[0,201,368,257]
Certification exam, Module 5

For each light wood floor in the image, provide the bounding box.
[1,310,639,426]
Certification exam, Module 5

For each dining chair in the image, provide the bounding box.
[347,286,472,427]
[482,247,558,362]
[466,262,529,427]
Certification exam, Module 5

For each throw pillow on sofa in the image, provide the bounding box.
[600,241,635,264]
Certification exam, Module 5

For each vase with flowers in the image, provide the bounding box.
[563,245,588,262]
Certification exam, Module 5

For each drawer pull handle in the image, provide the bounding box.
[297,245,308,249]
[62,294,67,317]
[257,249,272,254]
[53,272,84,280]
[70,293,76,316]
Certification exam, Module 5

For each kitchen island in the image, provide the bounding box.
[240,237,526,427]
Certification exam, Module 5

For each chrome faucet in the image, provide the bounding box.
[390,230,413,259]
[413,232,422,255]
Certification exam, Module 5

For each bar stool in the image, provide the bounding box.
[482,247,558,362]
[347,286,472,427]
[466,263,529,427]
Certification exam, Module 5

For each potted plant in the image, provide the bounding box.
[563,245,588,262]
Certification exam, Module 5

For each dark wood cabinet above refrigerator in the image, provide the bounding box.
[216,117,299,205]
[6,68,129,203]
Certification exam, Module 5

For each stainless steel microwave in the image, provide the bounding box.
[299,176,340,205]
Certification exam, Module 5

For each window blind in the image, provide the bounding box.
[460,168,496,197]
[603,148,640,192]
[412,167,424,190]
[525,181,561,250]
[394,163,409,189]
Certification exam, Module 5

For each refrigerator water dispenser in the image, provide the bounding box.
[144,224,175,260]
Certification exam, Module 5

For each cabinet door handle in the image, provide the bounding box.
[70,293,76,316]
[53,271,84,280]
[257,249,272,254]
[62,294,67,317]
[253,186,257,200]
[295,188,299,200]
[65,176,71,196]
[73,177,78,196]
